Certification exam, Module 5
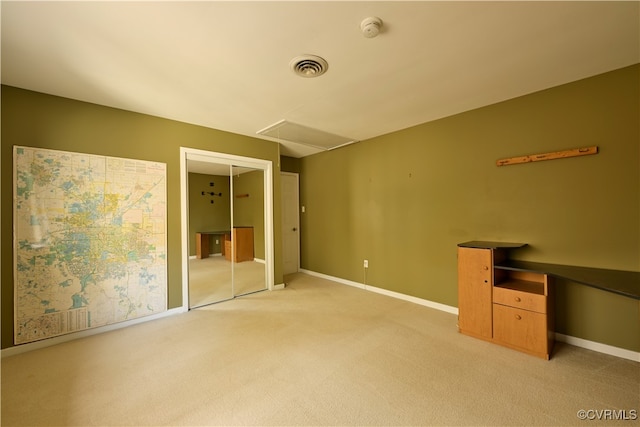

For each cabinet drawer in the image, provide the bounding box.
[493,286,546,313]
[493,304,549,354]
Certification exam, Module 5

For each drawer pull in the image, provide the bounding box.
[514,297,521,302]
[515,314,522,320]
[483,266,489,271]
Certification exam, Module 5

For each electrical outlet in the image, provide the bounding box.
[215,239,219,244]
[364,259,369,268]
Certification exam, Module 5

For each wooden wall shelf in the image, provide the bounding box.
[496,146,598,167]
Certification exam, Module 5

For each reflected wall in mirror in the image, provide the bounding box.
[231,166,266,297]
[187,169,233,307]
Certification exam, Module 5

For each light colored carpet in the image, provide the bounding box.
[188,256,266,307]
[1,272,638,426]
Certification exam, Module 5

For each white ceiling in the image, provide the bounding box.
[2,1,638,158]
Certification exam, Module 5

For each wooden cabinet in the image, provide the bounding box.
[457,241,554,359]
[224,227,254,263]
[492,271,554,359]
[492,304,548,354]
[457,247,494,339]
[195,232,210,259]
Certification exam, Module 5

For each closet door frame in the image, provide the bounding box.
[179,147,274,311]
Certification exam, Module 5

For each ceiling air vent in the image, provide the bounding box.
[290,55,328,78]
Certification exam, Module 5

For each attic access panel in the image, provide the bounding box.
[257,120,356,150]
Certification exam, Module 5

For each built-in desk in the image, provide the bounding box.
[495,260,640,300]
[457,241,640,359]
[458,241,640,300]
[195,231,230,259]
[195,227,254,262]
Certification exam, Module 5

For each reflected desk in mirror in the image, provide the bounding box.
[195,230,229,259]
[196,227,254,262]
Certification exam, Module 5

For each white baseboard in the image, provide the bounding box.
[555,333,640,362]
[299,269,458,314]
[299,269,639,362]
[300,269,365,290]
[365,284,459,315]
[273,283,286,290]
[189,254,255,261]
[189,253,223,260]
[1,307,186,358]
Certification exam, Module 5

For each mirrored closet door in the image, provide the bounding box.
[187,163,233,307]
[231,165,266,297]
[181,148,273,310]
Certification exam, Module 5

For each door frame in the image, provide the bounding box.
[180,147,274,311]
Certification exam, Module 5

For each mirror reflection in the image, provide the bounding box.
[186,159,267,308]
[231,165,266,297]
[188,166,233,307]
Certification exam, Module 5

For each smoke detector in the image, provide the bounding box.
[361,17,383,38]
[290,55,329,78]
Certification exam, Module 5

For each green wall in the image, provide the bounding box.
[233,170,266,260]
[2,66,638,353]
[299,65,640,352]
[1,86,284,349]
[188,173,231,256]
[280,155,301,174]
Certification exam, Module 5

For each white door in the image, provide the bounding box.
[281,172,300,275]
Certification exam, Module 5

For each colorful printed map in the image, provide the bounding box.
[13,146,167,344]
